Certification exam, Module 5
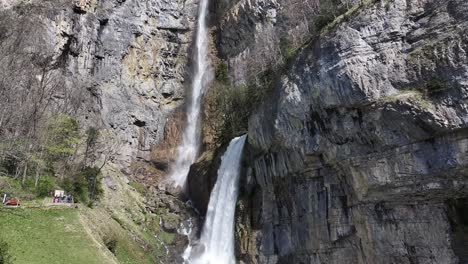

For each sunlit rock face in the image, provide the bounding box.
[0,0,200,169]
[214,0,468,263]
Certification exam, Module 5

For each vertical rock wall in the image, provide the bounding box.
[214,0,468,263]
[0,0,200,169]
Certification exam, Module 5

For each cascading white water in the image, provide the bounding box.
[183,135,247,264]
[169,0,212,187]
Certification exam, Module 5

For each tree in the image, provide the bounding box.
[35,174,55,197]
[45,115,80,161]
[83,127,99,167]
[0,5,71,187]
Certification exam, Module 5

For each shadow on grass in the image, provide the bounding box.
[0,207,28,218]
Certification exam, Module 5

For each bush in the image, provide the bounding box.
[0,156,19,176]
[0,141,27,177]
[82,166,103,201]
[215,60,229,84]
[0,238,14,264]
[62,171,88,203]
[213,83,266,145]
[279,38,298,63]
[35,174,55,197]
[104,236,118,255]
[208,62,275,145]
[84,127,100,165]
[68,174,89,203]
[63,166,102,203]
[314,13,335,31]
[425,78,448,93]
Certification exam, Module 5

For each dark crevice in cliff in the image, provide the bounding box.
[73,6,87,15]
[133,120,146,127]
[57,32,78,67]
[447,198,468,263]
[97,18,109,37]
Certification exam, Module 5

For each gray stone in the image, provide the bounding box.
[0,0,199,171]
[215,0,468,263]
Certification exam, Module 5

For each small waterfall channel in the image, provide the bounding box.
[183,135,247,264]
[168,0,211,188]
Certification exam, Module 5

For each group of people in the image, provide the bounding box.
[53,194,73,204]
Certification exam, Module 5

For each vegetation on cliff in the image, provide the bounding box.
[203,61,275,146]
[0,114,109,204]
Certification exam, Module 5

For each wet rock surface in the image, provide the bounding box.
[146,185,200,263]
[186,147,227,215]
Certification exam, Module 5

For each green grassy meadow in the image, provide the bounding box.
[0,207,115,264]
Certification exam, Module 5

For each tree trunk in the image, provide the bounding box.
[34,166,40,188]
[34,149,44,188]
[14,165,20,179]
[21,162,28,187]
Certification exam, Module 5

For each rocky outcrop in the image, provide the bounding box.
[186,147,227,214]
[213,0,468,263]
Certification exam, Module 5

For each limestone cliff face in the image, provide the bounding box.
[215,0,468,263]
[213,0,320,86]
[0,0,202,262]
[0,0,198,169]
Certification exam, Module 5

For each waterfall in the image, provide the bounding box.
[169,0,211,187]
[184,135,247,264]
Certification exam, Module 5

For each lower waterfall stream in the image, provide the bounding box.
[183,135,247,264]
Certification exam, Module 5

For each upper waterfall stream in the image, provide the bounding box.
[184,135,247,264]
[169,0,211,187]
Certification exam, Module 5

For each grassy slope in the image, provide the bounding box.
[0,165,172,264]
[79,206,156,264]
[0,205,158,264]
[0,207,114,264]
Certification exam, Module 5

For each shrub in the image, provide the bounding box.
[69,173,89,203]
[0,156,19,176]
[279,37,298,63]
[208,62,275,145]
[85,127,99,147]
[215,60,229,84]
[425,78,448,93]
[84,127,100,165]
[105,238,118,255]
[314,14,335,31]
[35,174,55,197]
[0,141,27,177]
[213,82,269,145]
[82,166,103,201]
[314,0,346,31]
[204,61,277,147]
[63,166,102,203]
